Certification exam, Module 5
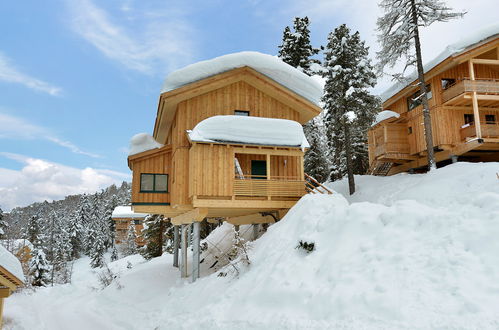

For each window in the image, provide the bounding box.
[485,114,496,124]
[441,78,456,90]
[408,126,413,134]
[134,220,141,225]
[140,173,168,192]
[234,110,249,116]
[464,114,474,125]
[407,84,432,111]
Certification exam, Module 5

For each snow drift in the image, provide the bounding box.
[161,51,323,106]
[188,115,309,149]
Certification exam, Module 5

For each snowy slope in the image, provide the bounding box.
[5,162,499,329]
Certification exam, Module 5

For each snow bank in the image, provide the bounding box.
[382,22,499,102]
[128,133,163,156]
[111,206,148,219]
[0,245,24,283]
[188,115,309,150]
[162,51,323,106]
[372,110,400,126]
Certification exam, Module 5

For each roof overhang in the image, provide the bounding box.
[127,145,172,170]
[153,66,322,144]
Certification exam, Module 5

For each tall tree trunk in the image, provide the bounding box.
[410,0,436,170]
[344,121,355,195]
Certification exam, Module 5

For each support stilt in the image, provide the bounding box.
[192,221,200,282]
[187,223,192,247]
[451,155,458,163]
[180,224,188,278]
[173,225,179,267]
[252,224,259,241]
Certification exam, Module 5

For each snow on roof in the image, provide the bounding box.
[161,51,323,106]
[129,133,164,156]
[112,206,148,219]
[1,239,33,251]
[187,115,310,150]
[372,110,400,127]
[0,244,24,284]
[381,23,499,102]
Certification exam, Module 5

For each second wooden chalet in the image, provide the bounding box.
[369,25,499,175]
[111,206,147,247]
[127,51,328,280]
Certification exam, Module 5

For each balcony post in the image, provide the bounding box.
[468,60,482,139]
[266,154,271,180]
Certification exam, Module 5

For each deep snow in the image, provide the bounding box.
[5,162,499,329]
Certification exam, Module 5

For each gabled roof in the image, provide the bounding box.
[0,245,24,289]
[153,52,323,144]
[382,23,499,106]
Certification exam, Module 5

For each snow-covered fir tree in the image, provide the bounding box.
[376,0,464,170]
[322,24,379,193]
[0,207,8,239]
[141,214,166,260]
[303,116,329,183]
[26,214,41,247]
[67,213,82,260]
[278,16,321,76]
[29,245,50,287]
[124,222,138,256]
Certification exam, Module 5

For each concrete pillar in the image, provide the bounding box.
[252,224,259,241]
[192,221,201,282]
[180,224,188,278]
[451,155,458,163]
[187,223,192,247]
[173,225,179,267]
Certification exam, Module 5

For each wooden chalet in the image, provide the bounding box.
[111,206,147,247]
[0,246,24,327]
[369,27,499,175]
[127,52,329,280]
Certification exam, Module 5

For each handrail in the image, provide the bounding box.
[304,173,333,194]
[460,121,499,140]
[442,79,499,103]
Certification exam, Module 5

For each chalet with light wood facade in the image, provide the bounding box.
[0,246,24,327]
[127,52,329,280]
[369,26,499,175]
[111,206,147,247]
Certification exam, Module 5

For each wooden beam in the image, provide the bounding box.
[192,197,298,210]
[171,208,208,225]
[227,213,276,225]
[470,58,499,65]
[0,288,10,298]
[468,60,482,139]
[233,147,303,156]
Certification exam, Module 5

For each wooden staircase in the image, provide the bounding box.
[367,161,393,176]
[304,173,333,194]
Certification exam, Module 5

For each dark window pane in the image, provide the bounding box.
[234,110,249,116]
[140,174,154,191]
[464,114,474,125]
[154,174,168,191]
[134,220,141,225]
[485,115,495,124]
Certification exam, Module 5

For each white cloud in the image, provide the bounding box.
[66,0,195,74]
[0,52,62,96]
[0,112,101,158]
[0,153,130,211]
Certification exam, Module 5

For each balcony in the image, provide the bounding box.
[460,121,499,141]
[234,175,305,198]
[442,79,499,106]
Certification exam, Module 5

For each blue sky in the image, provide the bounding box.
[0,0,495,210]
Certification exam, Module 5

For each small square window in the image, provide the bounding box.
[408,127,413,134]
[464,114,474,125]
[140,174,154,191]
[134,220,141,225]
[140,173,168,192]
[485,114,496,124]
[234,110,249,116]
[154,174,168,192]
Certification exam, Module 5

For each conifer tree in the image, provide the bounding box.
[141,214,166,259]
[322,24,379,194]
[0,207,8,239]
[124,222,138,256]
[376,0,464,170]
[303,117,329,183]
[26,214,41,246]
[67,214,82,260]
[29,245,50,287]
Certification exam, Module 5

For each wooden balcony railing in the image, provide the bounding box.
[234,177,306,197]
[460,121,499,140]
[442,79,499,103]
[374,142,410,158]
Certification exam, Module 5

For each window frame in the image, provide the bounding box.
[234,110,250,116]
[407,84,432,111]
[485,114,496,124]
[464,114,474,125]
[140,173,168,193]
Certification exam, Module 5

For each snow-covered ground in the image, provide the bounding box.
[5,162,499,329]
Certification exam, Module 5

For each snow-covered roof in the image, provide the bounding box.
[1,239,33,251]
[112,206,148,219]
[382,23,499,103]
[187,115,310,150]
[129,133,164,156]
[0,245,24,284]
[161,51,323,106]
[372,110,400,127]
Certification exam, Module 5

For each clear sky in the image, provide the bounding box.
[0,0,495,210]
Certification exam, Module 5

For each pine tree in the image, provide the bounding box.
[123,222,138,256]
[322,24,379,194]
[140,214,166,260]
[110,245,119,262]
[29,247,50,286]
[67,214,82,260]
[278,16,321,76]
[0,207,8,239]
[376,0,464,170]
[26,214,41,247]
[90,231,106,268]
[303,116,329,183]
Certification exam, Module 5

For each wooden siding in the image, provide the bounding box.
[131,149,171,205]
